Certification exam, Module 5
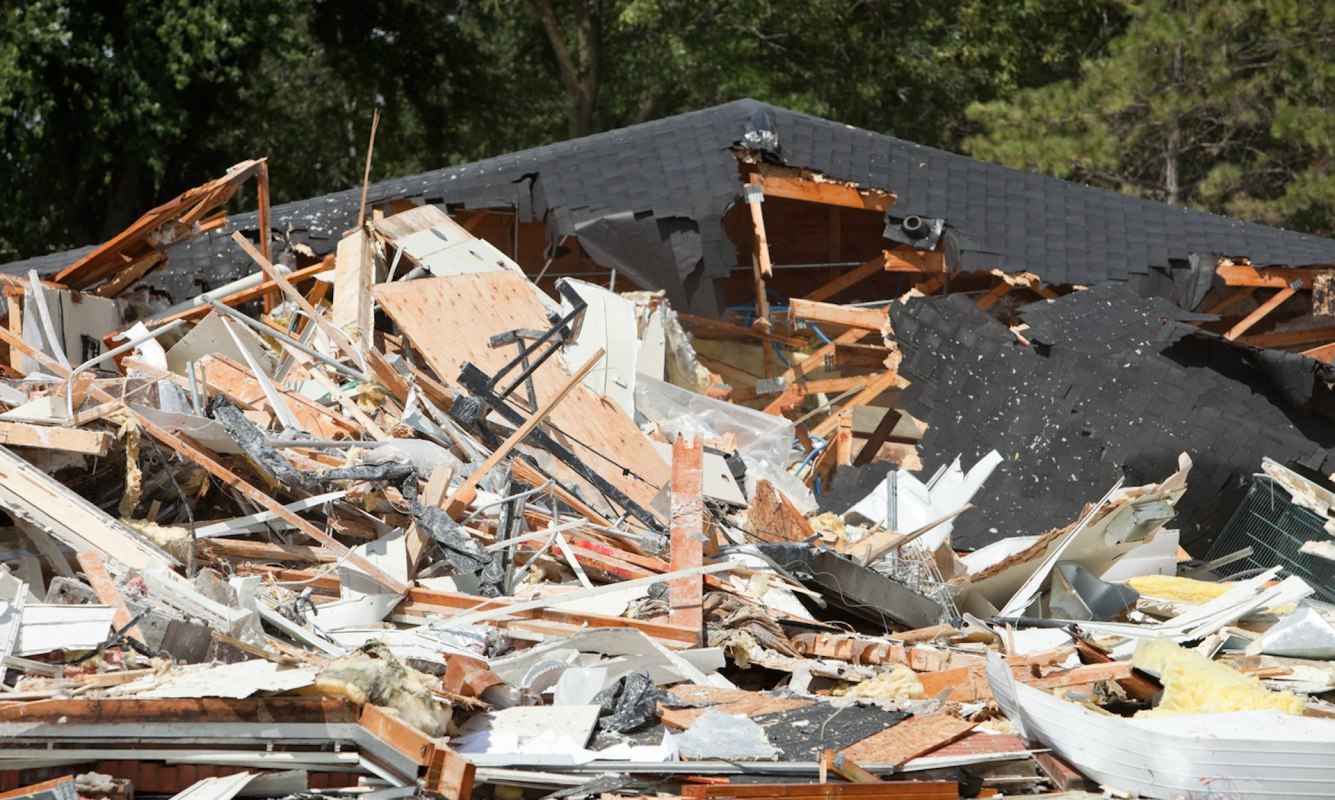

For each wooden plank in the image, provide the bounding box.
[333,229,374,353]
[1302,340,1335,363]
[74,552,145,644]
[1239,325,1335,348]
[669,435,704,640]
[443,348,604,518]
[1224,286,1296,340]
[0,420,112,456]
[854,408,901,467]
[197,354,359,440]
[842,714,975,767]
[789,298,888,331]
[373,272,670,513]
[6,292,22,373]
[130,410,408,594]
[1217,264,1330,288]
[94,251,166,298]
[198,538,341,565]
[803,254,887,303]
[884,249,947,273]
[678,312,807,348]
[753,172,896,213]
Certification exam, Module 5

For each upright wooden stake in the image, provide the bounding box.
[669,435,705,641]
[744,182,776,377]
[357,108,382,229]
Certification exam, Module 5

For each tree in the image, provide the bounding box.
[965,0,1335,236]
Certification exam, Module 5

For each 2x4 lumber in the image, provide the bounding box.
[678,312,807,348]
[745,182,776,377]
[810,370,903,438]
[147,259,330,329]
[0,420,112,456]
[74,552,146,644]
[975,282,1014,311]
[669,435,705,641]
[5,292,21,372]
[443,348,605,518]
[752,172,896,213]
[1239,325,1335,349]
[131,411,408,594]
[1217,265,1331,288]
[790,298,888,331]
[95,251,167,298]
[803,254,888,303]
[1302,340,1335,363]
[854,408,902,467]
[1224,286,1296,340]
[332,229,374,353]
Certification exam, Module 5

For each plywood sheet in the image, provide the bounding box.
[842,713,975,766]
[374,273,669,512]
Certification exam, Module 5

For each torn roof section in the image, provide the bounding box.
[7,98,1335,310]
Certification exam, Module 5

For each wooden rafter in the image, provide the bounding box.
[1224,287,1296,340]
[1240,325,1335,349]
[750,164,896,213]
[1217,264,1330,289]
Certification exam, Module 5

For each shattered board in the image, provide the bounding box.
[890,286,1335,550]
[750,701,910,761]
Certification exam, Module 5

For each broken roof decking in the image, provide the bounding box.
[9,99,1335,308]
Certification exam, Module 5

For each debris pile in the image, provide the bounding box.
[2,110,1335,800]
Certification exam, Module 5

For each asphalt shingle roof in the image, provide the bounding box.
[8,99,1335,308]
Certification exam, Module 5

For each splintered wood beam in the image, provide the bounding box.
[669,435,704,641]
[75,551,146,644]
[0,420,112,456]
[1217,265,1331,288]
[744,182,775,377]
[1224,286,1297,340]
[884,249,948,273]
[915,274,947,295]
[752,172,896,212]
[677,312,807,348]
[790,297,888,330]
[803,253,888,303]
[975,281,1014,310]
[1239,325,1335,349]
[147,259,330,328]
[1205,285,1256,314]
[810,370,904,438]
[332,228,374,354]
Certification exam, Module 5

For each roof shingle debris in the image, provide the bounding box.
[1,101,1335,800]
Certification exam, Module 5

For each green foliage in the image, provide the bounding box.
[966,0,1335,236]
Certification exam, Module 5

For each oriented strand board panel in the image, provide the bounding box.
[842,713,975,766]
[374,273,669,512]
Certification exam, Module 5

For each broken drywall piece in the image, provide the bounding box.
[453,705,602,766]
[846,450,1002,552]
[21,284,121,374]
[165,311,277,379]
[560,278,638,416]
[675,710,778,761]
[14,603,116,656]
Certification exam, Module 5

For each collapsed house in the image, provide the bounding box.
[0,100,1334,798]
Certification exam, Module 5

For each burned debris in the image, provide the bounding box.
[1,100,1335,800]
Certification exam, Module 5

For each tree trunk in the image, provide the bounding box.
[530,0,601,138]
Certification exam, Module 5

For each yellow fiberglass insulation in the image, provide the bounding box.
[1132,637,1304,717]
[833,664,926,700]
[312,641,452,735]
[1125,574,1232,605]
